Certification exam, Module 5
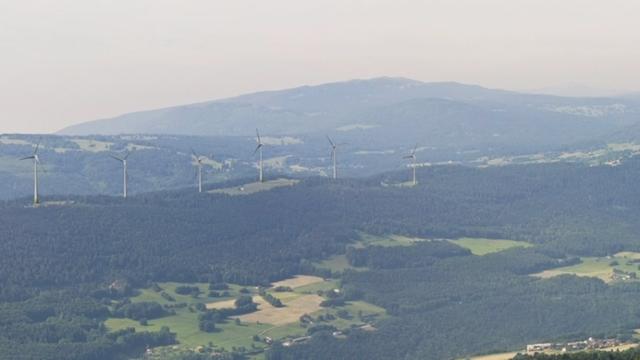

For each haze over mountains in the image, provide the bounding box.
[59,77,640,151]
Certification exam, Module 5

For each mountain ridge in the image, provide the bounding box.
[59,77,639,138]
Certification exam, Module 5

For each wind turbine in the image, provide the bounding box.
[403,144,418,186]
[253,129,264,183]
[326,136,346,180]
[110,151,130,198]
[191,149,207,193]
[20,139,42,205]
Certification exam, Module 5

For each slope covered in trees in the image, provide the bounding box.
[5,159,640,358]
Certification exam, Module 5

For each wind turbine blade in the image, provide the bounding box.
[123,151,130,160]
[20,155,35,160]
[109,154,123,161]
[256,128,261,144]
[411,144,418,156]
[191,148,198,159]
[253,144,262,155]
[402,155,413,159]
[33,137,42,155]
[326,135,335,147]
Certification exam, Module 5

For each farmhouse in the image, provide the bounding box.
[527,338,621,354]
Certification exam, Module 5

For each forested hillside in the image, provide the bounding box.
[6,160,640,358]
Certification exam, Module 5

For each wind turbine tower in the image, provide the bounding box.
[327,136,345,180]
[110,152,130,198]
[403,145,418,186]
[254,129,264,183]
[191,149,206,193]
[20,140,41,205]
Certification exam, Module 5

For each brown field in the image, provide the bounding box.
[271,275,324,289]
[468,352,520,360]
[238,295,324,325]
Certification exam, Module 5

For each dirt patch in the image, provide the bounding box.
[237,295,324,325]
[205,299,237,310]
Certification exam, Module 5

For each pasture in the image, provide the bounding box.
[534,258,612,281]
[314,254,363,272]
[448,237,533,255]
[106,311,271,351]
[533,252,640,282]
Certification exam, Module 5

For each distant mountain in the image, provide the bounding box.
[58,77,640,152]
[527,83,626,98]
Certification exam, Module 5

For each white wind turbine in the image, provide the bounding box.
[326,136,346,180]
[191,149,207,193]
[253,129,264,183]
[110,151,130,198]
[403,144,418,186]
[20,139,42,205]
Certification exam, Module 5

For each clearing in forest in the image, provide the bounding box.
[208,178,299,196]
[270,275,324,289]
[533,252,640,283]
[448,237,533,255]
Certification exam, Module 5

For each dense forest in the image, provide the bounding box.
[6,159,640,358]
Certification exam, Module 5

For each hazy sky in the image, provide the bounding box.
[1,0,639,133]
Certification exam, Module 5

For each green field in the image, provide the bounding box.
[313,233,426,272]
[314,235,532,273]
[130,282,248,305]
[357,232,426,248]
[534,252,640,282]
[448,237,533,255]
[313,254,363,272]
[294,279,341,294]
[106,310,271,351]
